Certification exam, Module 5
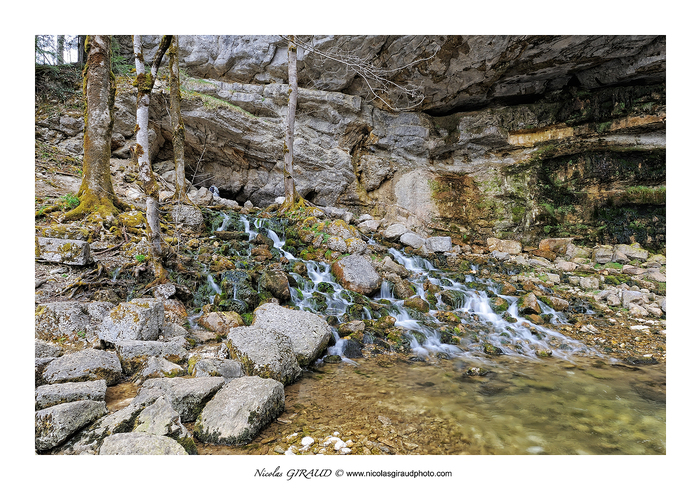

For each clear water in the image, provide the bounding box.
[190,213,665,455]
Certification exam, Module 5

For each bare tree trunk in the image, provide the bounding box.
[134,35,172,283]
[78,35,87,67]
[64,35,119,221]
[168,35,190,203]
[57,35,65,64]
[283,35,298,206]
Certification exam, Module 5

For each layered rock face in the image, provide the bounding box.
[102,36,665,250]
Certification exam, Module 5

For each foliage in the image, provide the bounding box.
[60,193,80,210]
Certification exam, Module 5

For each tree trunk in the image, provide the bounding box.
[78,35,87,67]
[283,35,298,206]
[57,35,65,64]
[133,35,172,283]
[64,35,119,221]
[168,35,189,203]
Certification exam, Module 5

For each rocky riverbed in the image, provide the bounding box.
[35,160,666,454]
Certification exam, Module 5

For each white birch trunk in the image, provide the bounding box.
[284,35,298,205]
[134,34,162,257]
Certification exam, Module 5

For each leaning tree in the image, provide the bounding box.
[133,34,173,283]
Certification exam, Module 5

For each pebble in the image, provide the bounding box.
[301,436,315,446]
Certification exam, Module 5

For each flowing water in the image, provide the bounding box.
[190,213,666,454]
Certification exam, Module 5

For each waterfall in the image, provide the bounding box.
[220,212,596,362]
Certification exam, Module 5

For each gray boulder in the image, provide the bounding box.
[331,254,382,296]
[36,379,107,410]
[140,357,185,379]
[170,204,204,232]
[99,298,164,343]
[593,246,614,264]
[383,223,409,241]
[35,339,63,358]
[35,400,106,451]
[190,358,244,379]
[35,237,92,266]
[614,243,649,261]
[135,377,226,423]
[378,256,410,278]
[226,326,301,385]
[99,432,189,455]
[194,376,284,446]
[133,396,196,453]
[35,301,114,344]
[251,303,332,366]
[425,236,452,253]
[579,276,600,290]
[43,349,122,386]
[114,339,188,375]
[400,232,426,250]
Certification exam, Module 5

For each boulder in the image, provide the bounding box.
[579,276,600,290]
[189,358,245,379]
[327,236,348,253]
[383,223,409,241]
[226,327,301,385]
[35,379,107,410]
[614,243,649,261]
[324,219,360,239]
[197,311,245,335]
[611,250,630,264]
[35,237,92,266]
[170,204,204,231]
[644,270,666,282]
[545,296,569,312]
[487,237,522,255]
[35,400,107,451]
[331,254,382,296]
[555,260,578,272]
[622,290,646,309]
[345,237,367,254]
[35,301,114,344]
[188,186,214,206]
[337,320,365,337]
[258,270,291,301]
[400,232,426,249]
[133,396,196,453]
[43,349,122,386]
[136,377,226,423]
[251,303,332,366]
[425,236,452,253]
[593,246,614,264]
[378,256,410,278]
[99,432,189,455]
[35,339,63,358]
[114,339,188,375]
[565,243,590,259]
[194,376,285,446]
[538,238,574,255]
[518,293,541,315]
[358,220,381,234]
[99,298,164,343]
[404,295,430,313]
[140,357,184,379]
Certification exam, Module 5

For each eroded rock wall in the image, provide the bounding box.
[103,35,666,250]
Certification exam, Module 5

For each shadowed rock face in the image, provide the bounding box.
[111,35,664,250]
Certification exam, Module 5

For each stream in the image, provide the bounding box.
[179,213,666,454]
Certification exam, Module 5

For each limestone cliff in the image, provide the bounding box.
[52,35,668,251]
